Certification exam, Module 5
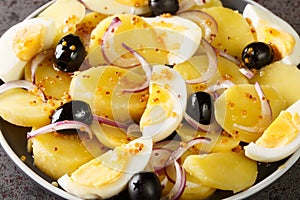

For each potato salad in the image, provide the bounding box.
[0,0,299,199]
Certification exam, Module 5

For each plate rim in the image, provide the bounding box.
[0,0,299,199]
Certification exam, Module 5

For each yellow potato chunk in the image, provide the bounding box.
[24,58,72,100]
[91,122,135,149]
[88,14,167,66]
[250,62,300,107]
[70,66,148,123]
[173,55,248,95]
[214,84,286,143]
[203,7,255,59]
[181,173,216,200]
[0,89,60,127]
[183,151,258,193]
[38,0,86,44]
[75,12,107,48]
[177,123,240,153]
[31,132,106,179]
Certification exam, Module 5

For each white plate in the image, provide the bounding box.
[0,0,299,199]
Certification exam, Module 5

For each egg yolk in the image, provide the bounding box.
[140,83,176,127]
[257,20,295,59]
[13,24,44,61]
[256,111,300,148]
[71,149,128,187]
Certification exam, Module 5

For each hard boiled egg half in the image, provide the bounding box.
[0,17,55,82]
[243,4,300,65]
[140,65,187,142]
[58,137,152,199]
[82,0,151,15]
[245,99,300,162]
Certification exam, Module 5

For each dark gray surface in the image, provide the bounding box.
[0,0,299,199]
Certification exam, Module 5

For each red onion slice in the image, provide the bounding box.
[27,120,93,139]
[186,39,218,84]
[93,114,130,129]
[151,148,172,172]
[101,17,122,65]
[214,48,254,79]
[234,82,272,133]
[101,17,139,67]
[239,67,255,79]
[165,160,186,200]
[184,112,210,132]
[121,43,152,93]
[0,80,46,102]
[31,49,54,84]
[160,176,169,191]
[205,80,234,93]
[165,137,211,167]
[215,48,240,65]
[177,10,218,43]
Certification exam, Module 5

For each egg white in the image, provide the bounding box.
[82,0,150,15]
[243,4,300,65]
[143,16,202,65]
[58,137,153,199]
[140,65,187,142]
[0,17,55,82]
[245,100,300,162]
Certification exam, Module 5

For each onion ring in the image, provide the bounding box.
[121,43,152,93]
[0,80,46,102]
[177,10,218,43]
[93,114,129,129]
[234,82,272,133]
[30,49,54,84]
[166,160,186,200]
[27,120,93,139]
[186,39,218,84]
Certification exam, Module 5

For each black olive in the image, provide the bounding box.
[186,92,212,125]
[54,34,86,72]
[242,42,274,70]
[149,0,179,16]
[128,172,162,200]
[297,63,300,70]
[50,100,93,125]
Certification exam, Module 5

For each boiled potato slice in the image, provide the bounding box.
[38,0,86,43]
[203,7,255,59]
[70,66,106,111]
[75,12,107,48]
[94,66,148,123]
[250,62,300,107]
[177,123,240,153]
[91,122,135,149]
[181,173,216,200]
[24,58,72,100]
[183,151,257,193]
[70,66,148,123]
[88,14,165,67]
[214,84,286,143]
[173,55,248,95]
[31,132,106,179]
[0,89,60,127]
